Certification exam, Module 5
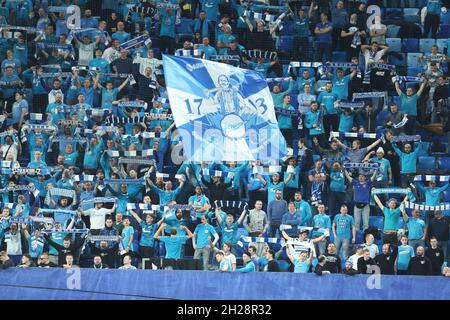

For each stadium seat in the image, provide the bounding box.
[436,157,450,171]
[407,67,422,76]
[177,18,193,34]
[355,230,364,244]
[402,38,419,52]
[389,53,405,66]
[419,38,436,53]
[159,242,166,258]
[278,36,294,52]
[386,8,402,20]
[436,38,448,52]
[278,260,290,271]
[369,216,384,231]
[282,64,290,77]
[438,24,450,38]
[386,38,402,52]
[443,189,450,202]
[406,53,421,68]
[418,156,436,171]
[386,25,401,38]
[418,141,430,157]
[332,51,347,62]
[404,0,418,7]
[403,8,420,24]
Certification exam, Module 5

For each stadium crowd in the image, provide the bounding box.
[0,0,449,277]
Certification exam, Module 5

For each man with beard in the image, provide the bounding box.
[408,246,433,276]
[357,248,377,274]
[374,243,398,275]
[425,237,445,275]
[324,243,342,273]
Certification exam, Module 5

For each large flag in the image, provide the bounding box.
[163,55,287,162]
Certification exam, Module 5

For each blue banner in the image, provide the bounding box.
[163,55,287,162]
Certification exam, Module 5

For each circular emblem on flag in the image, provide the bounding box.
[220,114,246,139]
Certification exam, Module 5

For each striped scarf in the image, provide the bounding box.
[73,175,97,183]
[80,197,117,205]
[45,188,77,205]
[275,107,300,117]
[266,77,291,83]
[330,131,381,141]
[209,55,241,62]
[245,50,278,61]
[213,200,248,211]
[343,162,380,170]
[118,158,154,165]
[390,135,421,143]
[88,235,120,242]
[102,179,146,185]
[403,201,450,211]
[414,175,450,182]
[352,91,386,100]
[336,101,365,109]
[175,49,204,57]
[0,167,52,176]
[107,150,154,158]
[120,34,151,50]
[145,113,173,120]
[118,101,148,109]
[152,96,169,104]
[201,169,234,179]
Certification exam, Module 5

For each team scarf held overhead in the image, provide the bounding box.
[343,162,380,170]
[329,131,381,141]
[363,63,395,84]
[414,175,450,182]
[201,169,234,179]
[403,201,450,211]
[389,135,421,143]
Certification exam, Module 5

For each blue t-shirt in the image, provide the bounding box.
[140,221,157,247]
[383,207,401,230]
[219,258,233,271]
[351,179,371,204]
[312,213,331,237]
[188,194,210,218]
[332,75,351,100]
[160,235,189,259]
[112,31,131,44]
[333,214,354,239]
[267,181,285,203]
[194,223,217,248]
[159,12,177,38]
[121,226,135,251]
[400,93,418,117]
[315,22,333,42]
[397,245,414,270]
[220,221,239,245]
[318,91,338,115]
[293,258,310,273]
[406,217,426,240]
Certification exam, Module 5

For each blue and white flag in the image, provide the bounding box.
[163,55,287,162]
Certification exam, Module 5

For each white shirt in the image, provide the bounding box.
[349,253,361,271]
[133,55,163,75]
[363,243,379,259]
[0,143,19,162]
[102,47,120,64]
[83,207,113,230]
[77,42,96,66]
[224,252,236,266]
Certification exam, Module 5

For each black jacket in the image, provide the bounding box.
[374,245,398,275]
[407,256,433,276]
[357,256,377,274]
[324,254,342,273]
[425,247,445,276]
[314,263,328,276]
[45,234,86,266]
[89,241,119,269]
[267,260,280,272]
[201,177,232,203]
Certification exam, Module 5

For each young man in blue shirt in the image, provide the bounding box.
[154,223,194,259]
[215,208,247,249]
[236,251,256,272]
[332,204,356,260]
[287,244,314,273]
[193,214,219,270]
[391,140,422,188]
[401,208,426,251]
[215,251,232,272]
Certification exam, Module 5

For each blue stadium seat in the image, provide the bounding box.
[419,38,436,53]
[436,38,448,52]
[386,8,402,20]
[438,24,450,38]
[402,38,419,52]
[278,260,290,271]
[369,216,384,231]
[403,8,420,23]
[418,156,436,171]
[159,242,166,257]
[397,217,405,230]
[278,36,294,52]
[177,18,193,34]
[282,64,290,77]
[407,53,421,68]
[313,154,321,163]
[386,38,402,52]
[355,230,364,244]
[389,53,405,66]
[404,0,418,7]
[407,67,423,76]
[332,51,347,62]
[418,141,430,157]
[386,25,401,38]
[441,9,450,25]
[443,189,450,202]
[436,157,450,171]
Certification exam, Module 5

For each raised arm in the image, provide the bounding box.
[373,194,385,211]
[366,138,381,152]
[153,223,165,240]
[286,244,295,263]
[394,80,403,96]
[236,209,247,225]
[129,209,142,224]
[417,79,427,97]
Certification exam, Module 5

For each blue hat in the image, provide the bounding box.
[345,260,353,266]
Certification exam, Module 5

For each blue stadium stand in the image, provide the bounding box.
[402,38,419,53]
[369,216,384,231]
[407,53,421,68]
[278,36,294,52]
[438,24,450,38]
[407,66,422,76]
[386,38,401,52]
[436,157,450,171]
[419,38,436,53]
[280,20,294,36]
[386,25,400,38]
[444,189,450,203]
[355,230,364,244]
[403,8,420,24]
[332,51,347,62]
[418,156,437,171]
[390,53,405,67]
